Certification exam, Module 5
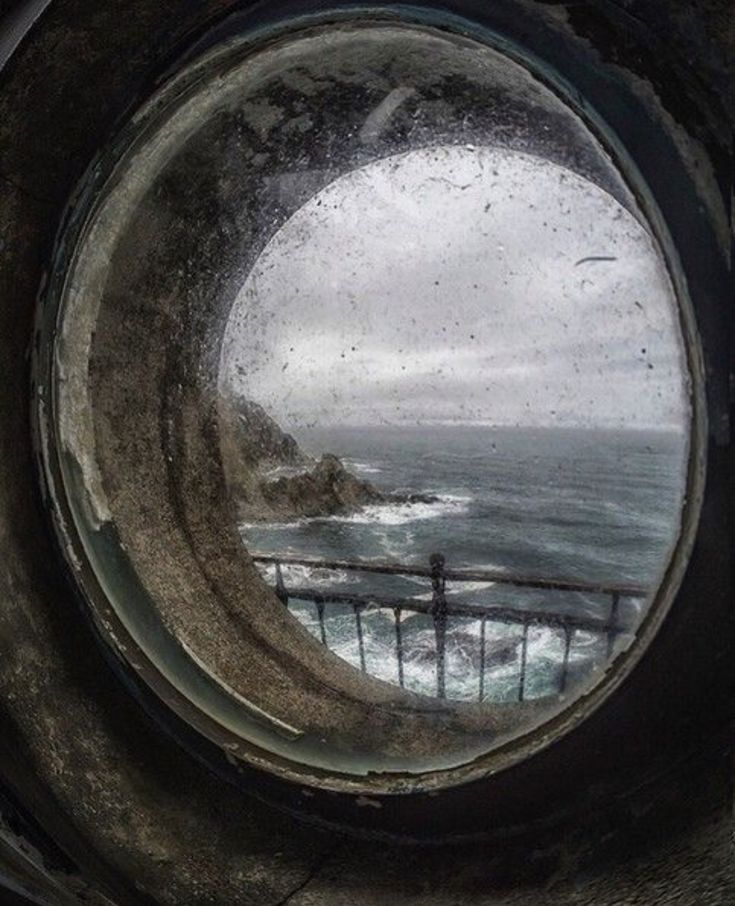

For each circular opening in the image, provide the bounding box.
[221,143,691,702]
[36,15,702,792]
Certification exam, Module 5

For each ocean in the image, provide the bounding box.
[242,425,688,703]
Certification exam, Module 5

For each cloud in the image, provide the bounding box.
[222,145,689,431]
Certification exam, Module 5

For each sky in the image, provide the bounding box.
[221,144,690,432]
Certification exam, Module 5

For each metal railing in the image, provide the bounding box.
[254,553,648,702]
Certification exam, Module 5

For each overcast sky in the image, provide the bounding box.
[221,145,689,432]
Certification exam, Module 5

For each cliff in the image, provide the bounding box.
[226,398,306,469]
[219,394,437,522]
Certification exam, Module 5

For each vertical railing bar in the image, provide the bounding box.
[479,617,486,702]
[354,604,366,672]
[316,601,327,646]
[431,553,448,700]
[606,592,620,660]
[393,607,404,688]
[560,625,572,693]
[518,620,529,702]
[274,560,289,607]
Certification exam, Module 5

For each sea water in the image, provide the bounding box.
[241,425,688,702]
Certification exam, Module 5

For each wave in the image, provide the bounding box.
[319,495,471,526]
[240,519,310,531]
[240,493,473,533]
[407,580,498,603]
[344,459,383,474]
[430,492,474,504]
[254,562,351,588]
[448,579,497,592]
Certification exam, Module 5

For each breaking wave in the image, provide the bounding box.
[319,494,471,526]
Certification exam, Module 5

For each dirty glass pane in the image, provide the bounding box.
[221,143,690,704]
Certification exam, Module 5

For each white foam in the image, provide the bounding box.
[445,580,497,594]
[254,562,350,588]
[240,519,309,531]
[239,493,471,532]
[344,459,383,474]
[318,495,470,526]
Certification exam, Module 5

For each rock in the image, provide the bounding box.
[228,398,305,468]
[260,453,383,518]
[258,453,439,521]
[219,392,439,523]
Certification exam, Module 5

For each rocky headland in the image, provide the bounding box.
[219,395,438,523]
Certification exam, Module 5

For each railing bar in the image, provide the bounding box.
[393,608,404,688]
[431,554,448,700]
[253,554,648,597]
[354,604,366,673]
[264,556,636,700]
[283,588,620,635]
[560,626,573,693]
[479,618,486,703]
[274,560,289,607]
[518,621,529,703]
[315,601,327,646]
[606,592,620,660]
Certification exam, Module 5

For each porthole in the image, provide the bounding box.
[35,13,705,794]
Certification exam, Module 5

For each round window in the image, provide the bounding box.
[36,15,703,791]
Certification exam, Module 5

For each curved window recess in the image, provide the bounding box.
[35,15,704,792]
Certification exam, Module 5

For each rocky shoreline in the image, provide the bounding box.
[219,395,438,523]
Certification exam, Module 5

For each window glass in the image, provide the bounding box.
[221,143,689,704]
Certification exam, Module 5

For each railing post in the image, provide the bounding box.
[479,617,486,702]
[560,624,572,693]
[606,592,620,659]
[393,607,405,688]
[354,604,367,672]
[274,561,288,606]
[518,620,529,702]
[430,552,448,699]
[316,601,327,646]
